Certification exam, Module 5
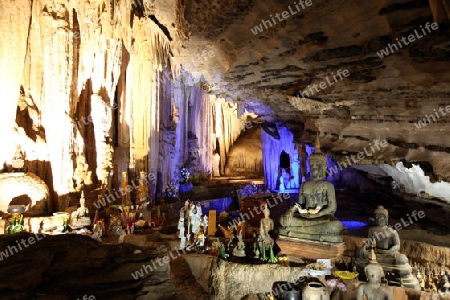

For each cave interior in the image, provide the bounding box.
[1,0,450,299]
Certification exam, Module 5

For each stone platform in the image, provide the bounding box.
[276,235,346,262]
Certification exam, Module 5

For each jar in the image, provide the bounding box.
[302,281,330,300]
[280,289,299,300]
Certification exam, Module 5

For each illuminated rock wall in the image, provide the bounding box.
[224,126,263,178]
[0,0,244,211]
[262,124,300,191]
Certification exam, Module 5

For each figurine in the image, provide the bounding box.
[178,208,185,238]
[357,251,393,300]
[227,232,236,252]
[70,190,91,228]
[438,272,450,295]
[11,145,24,171]
[202,215,208,236]
[279,176,286,192]
[189,204,202,235]
[76,190,89,216]
[233,230,246,257]
[354,205,420,290]
[91,220,104,242]
[260,204,274,249]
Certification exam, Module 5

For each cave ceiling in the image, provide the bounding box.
[158,0,450,179]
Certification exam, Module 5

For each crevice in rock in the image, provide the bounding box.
[387,140,419,149]
[149,15,173,41]
[379,0,430,15]
[342,135,370,142]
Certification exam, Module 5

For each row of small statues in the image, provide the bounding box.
[219,227,277,263]
[413,263,450,294]
[178,201,209,248]
[215,204,278,263]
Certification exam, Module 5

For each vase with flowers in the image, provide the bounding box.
[326,277,347,300]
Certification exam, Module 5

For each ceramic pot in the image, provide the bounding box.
[280,290,299,300]
[302,282,330,300]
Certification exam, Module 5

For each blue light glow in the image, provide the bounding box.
[341,220,367,233]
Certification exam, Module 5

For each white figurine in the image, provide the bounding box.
[279,176,286,192]
[178,208,185,239]
[190,204,202,234]
[233,230,246,257]
[202,215,208,235]
[180,236,186,249]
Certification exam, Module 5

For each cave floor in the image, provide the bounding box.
[170,254,210,300]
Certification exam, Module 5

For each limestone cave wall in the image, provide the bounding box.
[0,0,247,212]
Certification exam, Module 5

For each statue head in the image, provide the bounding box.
[263,204,270,218]
[374,205,388,226]
[365,262,384,284]
[308,135,328,178]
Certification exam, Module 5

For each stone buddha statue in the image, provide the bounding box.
[354,206,420,290]
[357,250,393,300]
[279,136,343,243]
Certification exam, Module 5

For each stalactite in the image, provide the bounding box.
[0,0,249,209]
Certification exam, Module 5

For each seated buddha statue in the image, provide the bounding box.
[233,230,246,257]
[354,206,420,290]
[70,190,91,228]
[279,136,343,243]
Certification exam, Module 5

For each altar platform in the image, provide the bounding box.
[276,235,346,263]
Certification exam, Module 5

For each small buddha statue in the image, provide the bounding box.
[76,190,89,217]
[354,206,420,290]
[12,145,25,171]
[70,190,91,228]
[278,135,343,243]
[233,230,246,257]
[357,250,393,300]
[438,272,450,295]
[260,204,274,250]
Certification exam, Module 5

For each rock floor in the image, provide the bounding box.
[170,253,210,300]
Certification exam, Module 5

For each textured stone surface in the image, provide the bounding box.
[175,0,450,181]
[1,0,449,212]
[0,234,175,299]
[210,259,308,299]
[0,173,49,215]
